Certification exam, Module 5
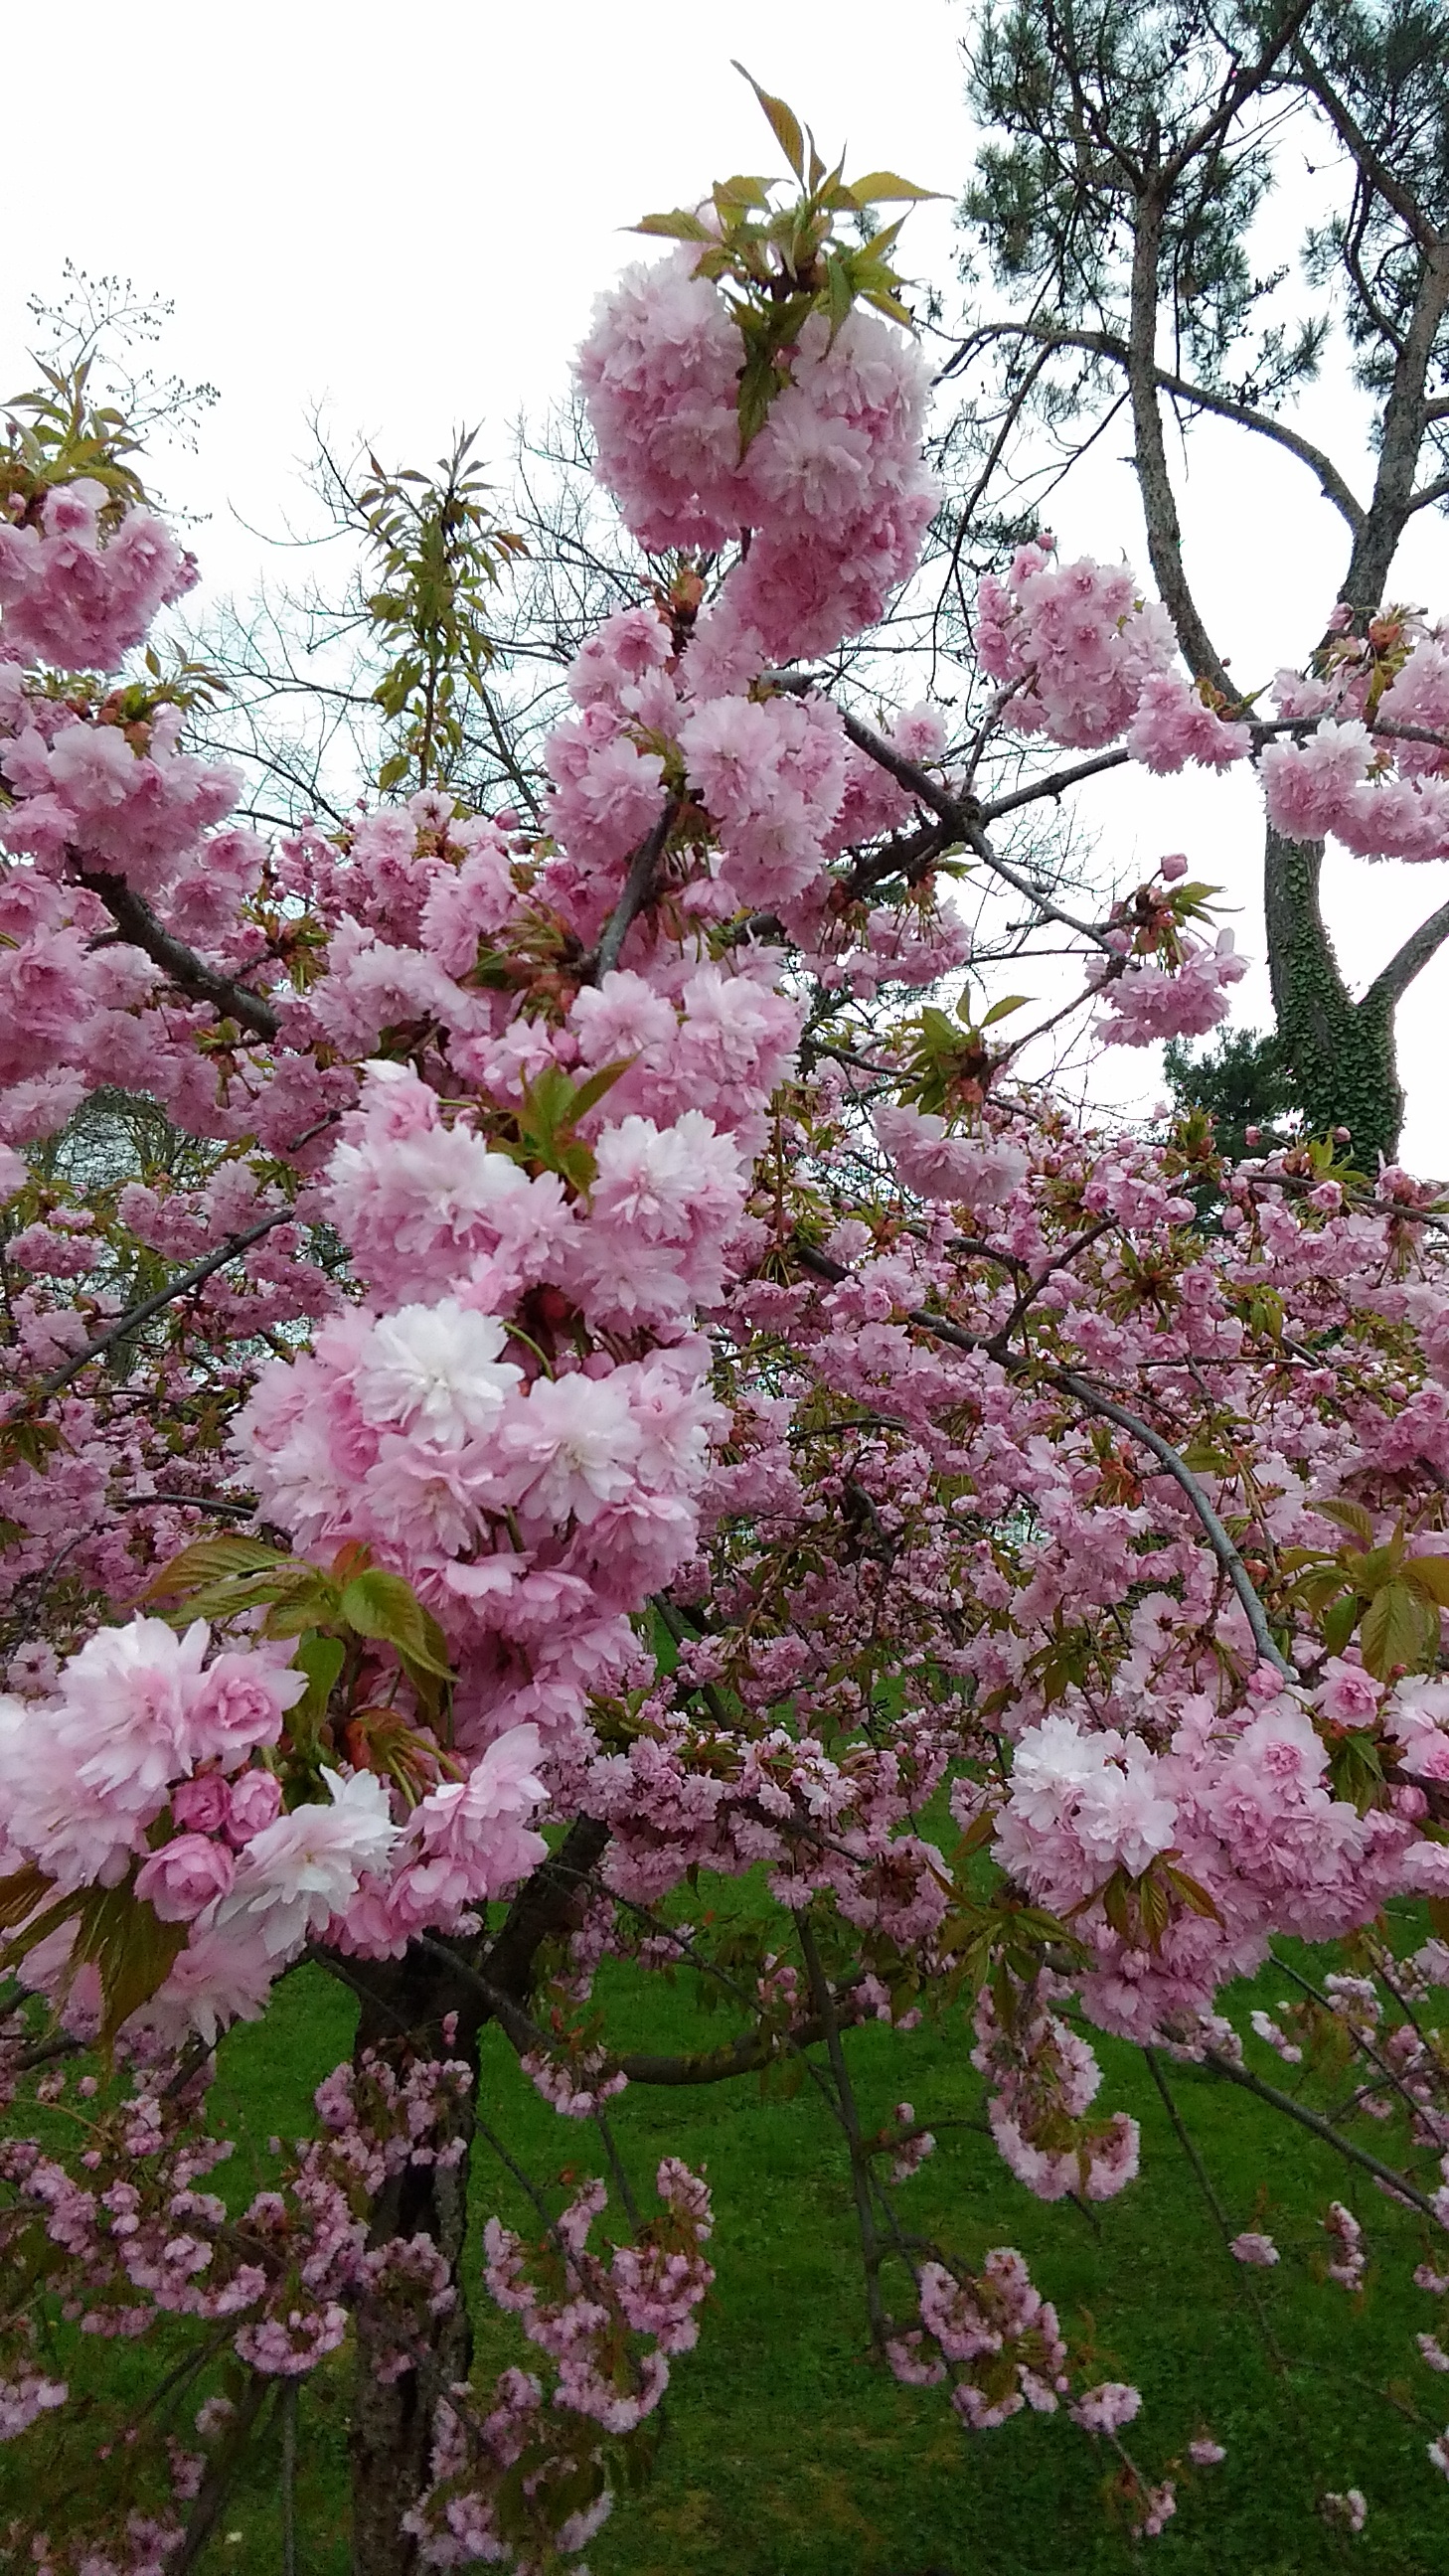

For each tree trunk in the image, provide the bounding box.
[1263,825,1405,1168]
[340,1821,610,2573]
[348,1954,477,2576]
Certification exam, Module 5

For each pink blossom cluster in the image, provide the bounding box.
[404,2161,713,2565]
[0,690,242,899]
[992,1690,1418,2042]
[873,1102,1030,1208]
[1090,931,1246,1047]
[886,2246,1070,2429]
[976,543,1246,761]
[1261,710,1449,860]
[972,1990,1141,2203]
[577,252,937,660]
[1259,611,1449,859]
[0,478,196,671]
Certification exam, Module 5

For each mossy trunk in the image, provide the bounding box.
[1263,827,1405,1169]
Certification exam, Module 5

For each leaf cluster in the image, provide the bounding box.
[2,354,152,524]
[1283,1497,1449,1681]
[634,68,940,453]
[351,428,528,794]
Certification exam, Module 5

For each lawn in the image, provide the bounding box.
[11,1907,1449,2576]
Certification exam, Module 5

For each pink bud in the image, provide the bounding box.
[171,1773,231,1835]
[1160,852,1189,883]
[225,1768,283,1846]
[135,1835,234,1923]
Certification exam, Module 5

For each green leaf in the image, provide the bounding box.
[1162,1861,1223,1925]
[844,170,945,204]
[981,994,1031,1027]
[824,250,854,340]
[732,63,805,178]
[141,1533,287,1601]
[1310,1498,1374,1546]
[293,1630,346,1724]
[340,1568,453,1681]
[1360,1579,1439,1681]
[1327,1730,1385,1816]
[632,208,715,242]
[71,1879,189,2049]
[1138,1866,1172,1949]
[736,349,782,455]
[1322,1588,1360,1659]
[713,174,772,215]
[567,1056,634,1123]
[1402,1553,1449,1608]
[0,1860,56,1934]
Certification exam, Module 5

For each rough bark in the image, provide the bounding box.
[348,1949,477,2576]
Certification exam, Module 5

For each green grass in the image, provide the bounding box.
[10,1919,1449,2576]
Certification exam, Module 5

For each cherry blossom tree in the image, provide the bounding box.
[7,68,1449,2575]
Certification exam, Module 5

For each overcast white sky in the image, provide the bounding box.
[3,0,1447,1167]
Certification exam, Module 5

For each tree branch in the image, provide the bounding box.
[980,745,1133,820]
[79,871,280,1042]
[831,705,1116,952]
[1052,1369,1295,1676]
[1362,897,1449,1017]
[1203,2045,1442,2223]
[25,1207,300,1406]
[589,799,679,980]
[1291,43,1443,253]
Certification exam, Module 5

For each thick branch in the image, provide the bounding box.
[589,799,678,980]
[1126,192,1233,696]
[481,1816,611,2004]
[80,871,280,1042]
[1362,897,1449,1017]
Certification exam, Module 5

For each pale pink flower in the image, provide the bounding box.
[353,1299,522,1444]
[500,1371,644,1529]
[213,1769,400,1959]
